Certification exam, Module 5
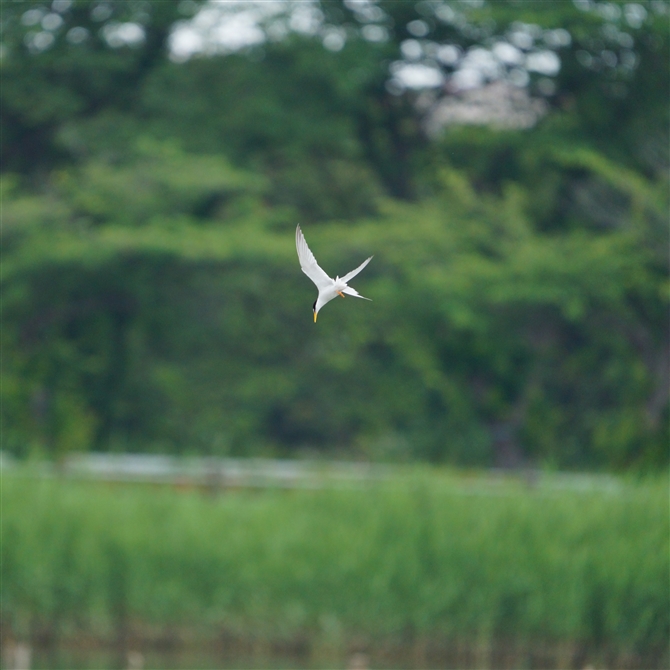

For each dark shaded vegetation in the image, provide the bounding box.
[1,0,668,469]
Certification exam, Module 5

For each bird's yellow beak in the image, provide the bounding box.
[313,311,318,323]
[337,291,345,298]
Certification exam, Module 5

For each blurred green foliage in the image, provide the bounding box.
[2,472,668,666]
[1,0,667,467]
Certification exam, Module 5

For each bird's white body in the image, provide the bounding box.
[296,225,372,321]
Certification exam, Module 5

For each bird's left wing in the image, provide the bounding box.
[296,225,332,290]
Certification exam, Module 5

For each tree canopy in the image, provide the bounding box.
[2,0,668,469]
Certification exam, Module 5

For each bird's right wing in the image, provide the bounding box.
[340,255,373,285]
[296,225,332,290]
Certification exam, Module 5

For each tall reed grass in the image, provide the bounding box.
[2,469,667,667]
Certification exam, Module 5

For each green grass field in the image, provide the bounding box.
[2,468,668,668]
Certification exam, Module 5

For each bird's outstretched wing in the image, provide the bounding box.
[296,225,332,290]
[340,255,373,285]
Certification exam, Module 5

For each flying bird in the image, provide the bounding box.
[296,224,372,322]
